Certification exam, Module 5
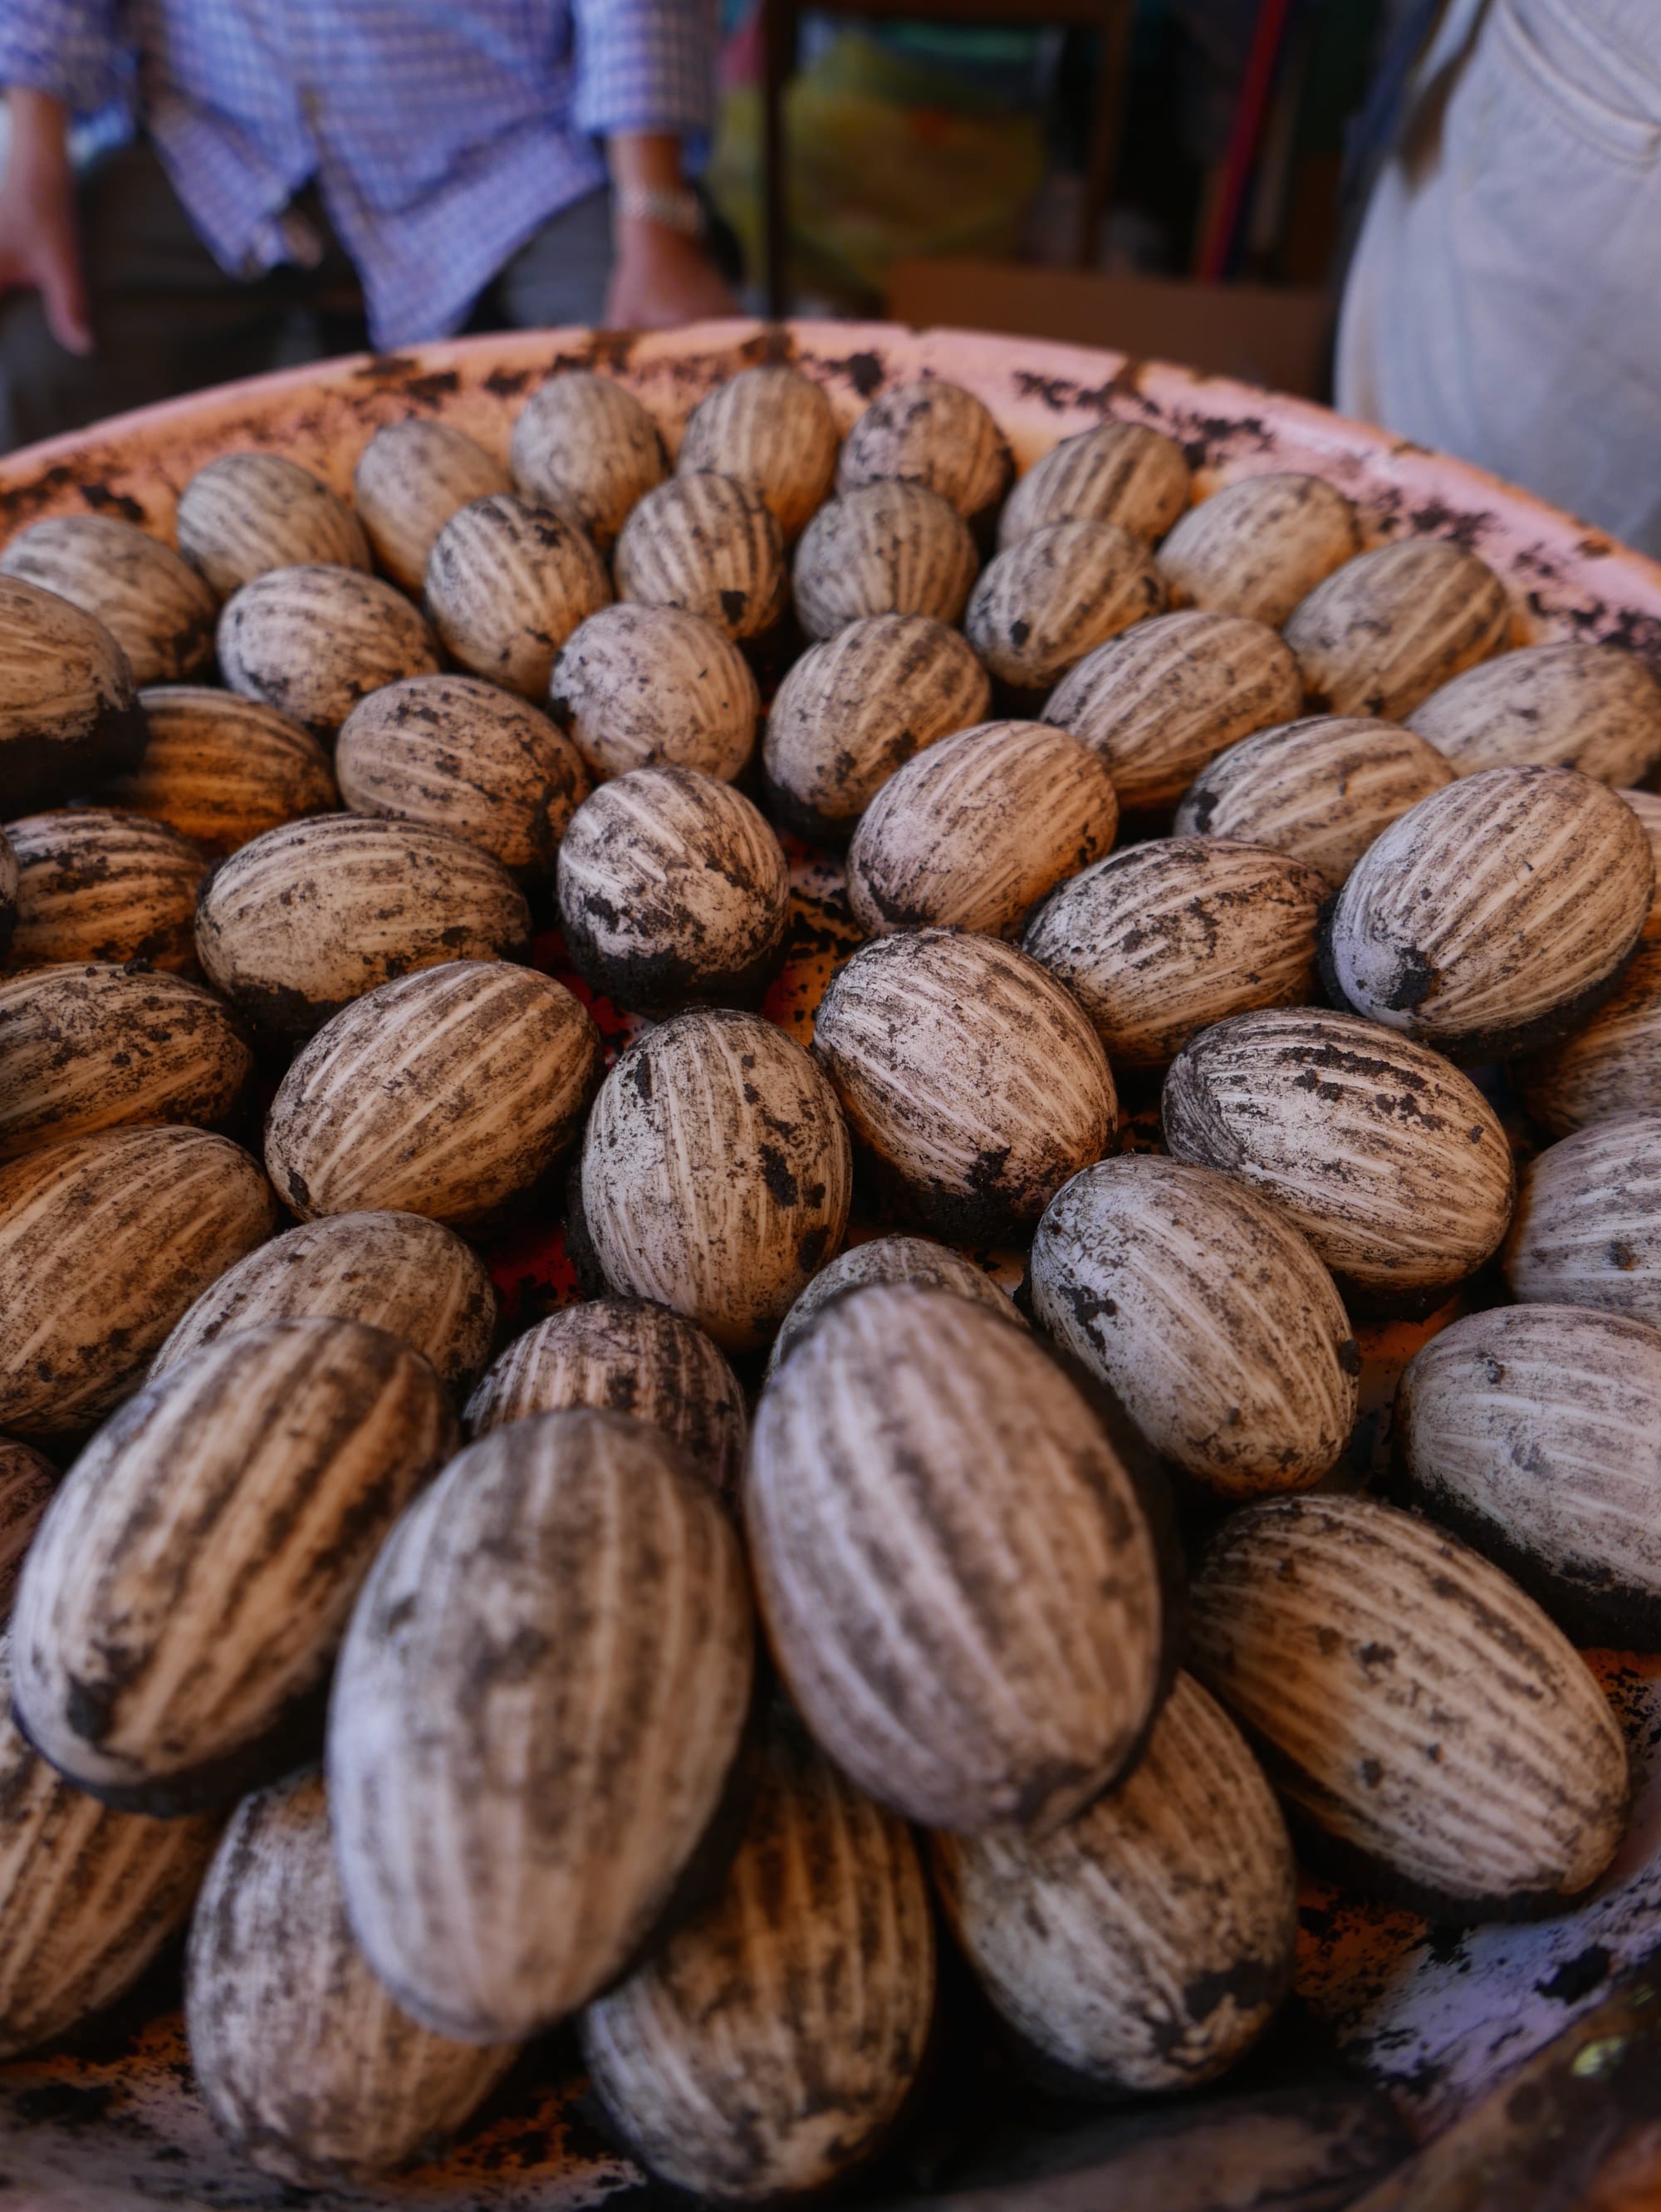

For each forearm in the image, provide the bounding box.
[606,131,689,196]
[5,88,73,184]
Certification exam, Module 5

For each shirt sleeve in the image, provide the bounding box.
[571,0,718,140]
[0,0,125,113]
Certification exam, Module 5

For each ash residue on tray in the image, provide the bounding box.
[1407,497,1489,552]
[807,347,885,398]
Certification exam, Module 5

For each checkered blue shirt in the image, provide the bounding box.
[0,2,717,348]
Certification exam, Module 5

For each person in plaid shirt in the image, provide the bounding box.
[0,1,733,447]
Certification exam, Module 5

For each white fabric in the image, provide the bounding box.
[1336,0,1661,555]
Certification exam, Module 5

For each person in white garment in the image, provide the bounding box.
[1337,0,1661,557]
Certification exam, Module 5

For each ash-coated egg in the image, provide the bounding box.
[153,1209,498,1395]
[1409,640,1661,784]
[762,612,991,843]
[1157,472,1360,627]
[836,378,1012,536]
[966,520,1165,696]
[176,451,370,598]
[1325,763,1654,1058]
[615,472,789,644]
[336,673,590,877]
[747,1282,1167,1832]
[578,1008,852,1351]
[1519,936,1661,1135]
[792,480,978,640]
[556,765,791,1013]
[581,1713,935,2203]
[0,513,217,685]
[0,1125,277,1436]
[0,574,146,815]
[12,1316,456,1812]
[0,964,252,1160]
[195,812,531,1037]
[1022,835,1326,1067]
[0,1440,53,1616]
[677,364,840,541]
[113,686,338,855]
[4,807,209,973]
[217,562,442,738]
[464,1298,747,1493]
[352,416,512,593]
[424,493,610,699]
[767,1231,1022,1376]
[327,1409,755,2040]
[187,1768,518,2184]
[1173,714,1457,888]
[846,719,1118,939]
[1505,1111,1661,1327]
[812,929,1116,1242]
[1162,1007,1514,1313]
[1029,1155,1358,1497]
[549,603,761,784]
[1283,538,1511,719]
[997,419,1192,550]
[1189,1493,1629,1917]
[1046,609,1303,814]
[267,960,600,1226]
[933,1672,1296,2093]
[509,370,668,552]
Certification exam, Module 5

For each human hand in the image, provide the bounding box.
[0,91,91,355]
[605,217,737,331]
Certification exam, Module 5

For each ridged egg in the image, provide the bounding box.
[1409,641,1661,783]
[1504,1111,1661,1327]
[966,520,1165,695]
[351,417,512,594]
[767,1232,1022,1376]
[836,378,1012,536]
[615,473,789,643]
[997,419,1191,550]
[176,452,370,598]
[792,481,977,640]
[1283,539,1511,719]
[1157,472,1360,627]
[0,513,217,684]
[677,364,840,541]
[0,575,145,813]
[113,686,338,855]
[217,562,442,738]
[424,494,610,698]
[509,370,668,552]
[549,603,760,784]
[4,807,208,973]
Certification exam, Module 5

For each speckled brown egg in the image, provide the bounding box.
[837,378,1012,537]
[1325,764,1654,1058]
[966,521,1165,697]
[846,719,1117,939]
[1162,1007,1514,1314]
[5,807,208,973]
[153,1209,498,1394]
[767,1232,1022,1377]
[677,365,840,542]
[0,1125,277,1436]
[792,481,977,640]
[424,494,611,698]
[111,686,338,855]
[556,766,790,1013]
[1504,1111,1661,1327]
[0,964,252,1160]
[509,370,669,552]
[578,1009,852,1352]
[812,929,1116,1242]
[1022,836,1325,1068]
[1029,1155,1357,1497]
[196,812,530,1037]
[933,1672,1295,2093]
[581,1714,934,2204]
[217,563,442,738]
[176,452,370,599]
[1188,1493,1629,1917]
[1157,472,1360,627]
[327,1410,754,2039]
[266,960,600,1226]
[1518,939,1661,1135]
[352,417,512,593]
[1283,539,1511,719]
[187,1768,517,2184]
[998,420,1192,550]
[0,574,145,814]
[0,514,217,684]
[336,673,590,879]
[549,603,761,784]
[747,1282,1166,1832]
[615,473,788,644]
[1397,1302,1661,1649]
[464,1298,746,1493]
[762,613,991,844]
[1172,714,1458,888]
[1046,609,1304,815]
[1408,640,1661,784]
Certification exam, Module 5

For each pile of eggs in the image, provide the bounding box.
[1,352,1660,2199]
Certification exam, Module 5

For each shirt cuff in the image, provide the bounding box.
[0,23,125,115]
[572,0,717,140]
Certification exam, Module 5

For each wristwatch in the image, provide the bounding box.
[614,184,706,239]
